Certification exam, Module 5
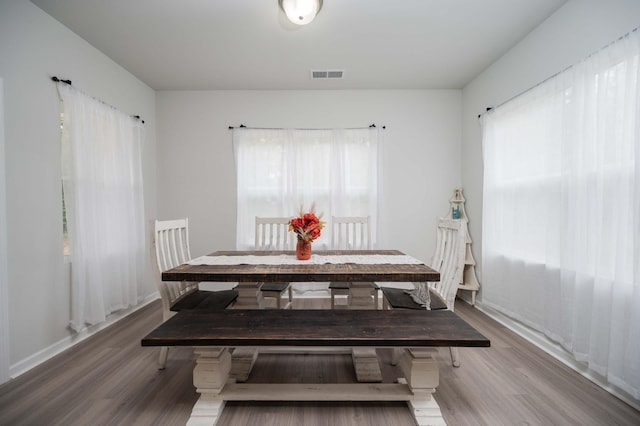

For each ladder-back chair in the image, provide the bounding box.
[381,217,468,367]
[255,217,294,309]
[153,218,237,368]
[329,216,379,309]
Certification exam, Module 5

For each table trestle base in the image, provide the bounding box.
[351,347,383,382]
[233,282,261,309]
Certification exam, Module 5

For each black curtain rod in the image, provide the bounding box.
[477,25,640,120]
[51,76,71,85]
[229,124,386,130]
[477,107,493,119]
[51,76,145,124]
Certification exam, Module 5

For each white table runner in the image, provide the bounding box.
[186,254,425,266]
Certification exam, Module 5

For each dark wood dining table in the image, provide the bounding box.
[162,249,441,283]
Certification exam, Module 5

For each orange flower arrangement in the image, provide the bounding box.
[288,204,325,243]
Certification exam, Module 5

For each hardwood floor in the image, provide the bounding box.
[0,297,638,425]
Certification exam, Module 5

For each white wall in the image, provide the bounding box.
[0,0,157,372]
[156,90,462,262]
[461,0,640,298]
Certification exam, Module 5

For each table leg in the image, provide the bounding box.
[233,282,261,309]
[230,347,258,382]
[349,282,378,309]
[348,283,383,382]
[351,348,383,382]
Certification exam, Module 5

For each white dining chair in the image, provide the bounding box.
[381,217,468,367]
[255,217,295,309]
[153,218,237,368]
[329,216,379,309]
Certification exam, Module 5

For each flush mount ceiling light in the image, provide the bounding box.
[279,0,323,26]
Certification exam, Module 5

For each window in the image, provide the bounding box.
[481,28,640,398]
[56,82,146,331]
[233,128,379,250]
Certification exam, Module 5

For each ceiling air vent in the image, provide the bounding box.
[310,69,344,80]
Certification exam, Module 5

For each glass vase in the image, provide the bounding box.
[296,239,312,260]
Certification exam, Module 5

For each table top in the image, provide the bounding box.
[141,309,490,348]
[161,250,440,283]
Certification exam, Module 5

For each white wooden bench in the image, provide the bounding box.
[142,309,490,426]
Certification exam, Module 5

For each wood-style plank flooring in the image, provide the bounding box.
[0,297,638,425]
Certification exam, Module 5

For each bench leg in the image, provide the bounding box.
[274,291,281,309]
[184,346,445,426]
[383,295,390,310]
[189,347,231,426]
[187,394,225,426]
[449,347,460,368]
[399,348,446,426]
[158,346,169,370]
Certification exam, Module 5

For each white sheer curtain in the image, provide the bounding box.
[481,29,640,399]
[58,83,146,332]
[0,78,9,384]
[233,127,379,250]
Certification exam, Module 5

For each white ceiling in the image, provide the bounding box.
[31,0,568,91]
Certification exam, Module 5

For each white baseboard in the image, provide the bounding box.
[475,302,640,412]
[9,293,160,380]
